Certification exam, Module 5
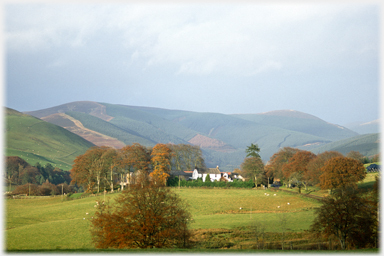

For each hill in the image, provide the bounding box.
[22,101,369,171]
[310,133,380,157]
[5,107,95,170]
[345,119,380,134]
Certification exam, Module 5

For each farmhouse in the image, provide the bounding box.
[190,166,244,182]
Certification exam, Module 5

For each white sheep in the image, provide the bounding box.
[287,202,290,205]
[274,194,276,196]
[240,207,243,210]
[277,206,280,208]
[86,213,89,215]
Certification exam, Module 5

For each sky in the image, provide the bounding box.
[3,1,381,125]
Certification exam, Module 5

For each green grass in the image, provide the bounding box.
[5,108,94,171]
[5,188,322,250]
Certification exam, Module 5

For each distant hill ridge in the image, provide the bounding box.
[22,101,378,172]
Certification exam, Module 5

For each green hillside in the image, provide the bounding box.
[5,108,95,171]
[310,133,380,157]
[24,101,375,172]
[65,111,157,146]
[234,111,358,141]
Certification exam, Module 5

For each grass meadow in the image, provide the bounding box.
[5,187,322,250]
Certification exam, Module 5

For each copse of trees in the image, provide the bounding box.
[264,147,377,189]
[70,143,206,193]
[5,156,71,190]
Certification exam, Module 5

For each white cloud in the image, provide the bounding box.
[5,3,378,76]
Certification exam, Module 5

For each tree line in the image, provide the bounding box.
[70,143,206,193]
[5,156,72,195]
[238,146,379,191]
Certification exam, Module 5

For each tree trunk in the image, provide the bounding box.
[110,167,113,192]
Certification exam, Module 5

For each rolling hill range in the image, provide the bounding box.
[5,108,95,171]
[20,101,378,172]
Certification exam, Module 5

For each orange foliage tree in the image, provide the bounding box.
[90,172,192,249]
[150,144,172,185]
[306,151,344,186]
[265,147,300,185]
[319,157,366,193]
[282,150,316,190]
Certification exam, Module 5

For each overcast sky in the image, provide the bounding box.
[4,2,380,125]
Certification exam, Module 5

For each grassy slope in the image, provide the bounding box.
[234,112,358,141]
[5,108,95,170]
[310,133,380,156]
[5,188,322,250]
[65,111,156,146]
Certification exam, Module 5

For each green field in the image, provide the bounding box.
[5,188,322,250]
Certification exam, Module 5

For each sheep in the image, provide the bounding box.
[240,207,243,210]
[274,194,276,196]
[277,206,280,208]
[287,202,290,205]
[86,213,89,215]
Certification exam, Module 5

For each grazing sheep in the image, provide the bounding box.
[83,218,85,220]
[274,194,276,196]
[277,206,280,208]
[86,213,89,215]
[240,207,243,210]
[287,202,290,205]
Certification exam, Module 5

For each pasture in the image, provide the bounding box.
[5,188,322,250]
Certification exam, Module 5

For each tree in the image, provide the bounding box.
[245,143,261,158]
[170,144,205,172]
[319,157,366,193]
[306,151,344,186]
[281,150,316,190]
[150,144,172,185]
[117,143,151,190]
[240,157,264,186]
[70,147,100,192]
[310,188,378,249]
[346,151,365,163]
[265,147,300,185]
[90,172,192,249]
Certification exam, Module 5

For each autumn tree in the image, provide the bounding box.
[346,150,366,163]
[150,144,172,185]
[265,147,300,185]
[311,188,378,249]
[281,150,316,190]
[169,144,205,172]
[319,157,366,193]
[306,151,344,186]
[90,172,192,249]
[71,147,104,192]
[240,157,265,186]
[117,143,151,190]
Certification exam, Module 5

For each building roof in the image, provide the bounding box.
[170,171,192,177]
